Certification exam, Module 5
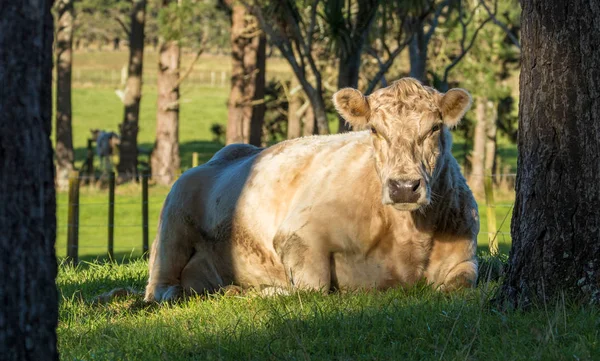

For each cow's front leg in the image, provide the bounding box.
[273,232,331,293]
[424,234,478,291]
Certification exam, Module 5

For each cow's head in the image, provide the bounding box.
[333,78,471,211]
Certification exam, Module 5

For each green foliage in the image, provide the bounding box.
[157,0,227,48]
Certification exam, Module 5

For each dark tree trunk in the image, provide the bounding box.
[337,48,362,133]
[408,25,428,84]
[55,0,74,190]
[118,0,147,182]
[307,88,329,135]
[151,39,180,185]
[499,0,600,307]
[226,4,266,146]
[0,0,58,359]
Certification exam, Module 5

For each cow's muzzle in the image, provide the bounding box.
[386,178,427,210]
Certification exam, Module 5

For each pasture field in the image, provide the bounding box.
[58,259,600,360]
[54,51,558,361]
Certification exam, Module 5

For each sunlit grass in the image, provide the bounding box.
[57,259,600,361]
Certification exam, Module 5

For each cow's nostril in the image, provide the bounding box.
[411,180,420,192]
[388,179,422,204]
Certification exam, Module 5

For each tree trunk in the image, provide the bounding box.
[336,46,362,133]
[468,98,486,197]
[484,99,498,176]
[287,77,302,139]
[226,4,266,146]
[306,88,329,135]
[408,25,428,84]
[499,0,600,307]
[302,105,315,137]
[151,39,180,185]
[117,0,147,182]
[55,0,74,190]
[0,0,58,359]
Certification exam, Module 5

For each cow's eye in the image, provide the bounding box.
[431,124,441,133]
[370,126,377,135]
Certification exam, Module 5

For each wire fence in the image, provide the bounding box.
[57,162,516,265]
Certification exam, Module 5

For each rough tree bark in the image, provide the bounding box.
[117,0,147,182]
[469,98,487,197]
[226,3,266,146]
[0,0,58,359]
[499,0,600,307]
[151,38,181,185]
[55,0,74,190]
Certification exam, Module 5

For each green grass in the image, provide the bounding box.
[57,260,600,360]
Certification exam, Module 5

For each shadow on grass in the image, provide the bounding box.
[58,283,600,361]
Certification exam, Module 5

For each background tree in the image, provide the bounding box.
[224,0,266,146]
[249,0,331,135]
[117,0,148,182]
[0,0,58,359]
[455,0,520,195]
[151,0,219,184]
[55,0,75,190]
[75,0,130,49]
[324,0,379,132]
[499,0,600,307]
[152,0,182,185]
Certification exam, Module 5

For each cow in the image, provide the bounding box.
[144,77,479,302]
[90,129,121,175]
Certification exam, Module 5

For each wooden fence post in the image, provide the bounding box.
[142,174,149,258]
[108,171,115,261]
[67,170,80,265]
[86,138,94,186]
[192,152,199,168]
[484,169,498,256]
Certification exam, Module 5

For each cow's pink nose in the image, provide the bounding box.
[388,179,422,203]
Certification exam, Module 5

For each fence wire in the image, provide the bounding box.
[57,172,517,261]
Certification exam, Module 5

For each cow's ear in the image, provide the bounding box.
[440,88,472,127]
[333,88,371,128]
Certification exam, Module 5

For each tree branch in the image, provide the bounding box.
[171,36,208,92]
[480,0,520,49]
[424,0,450,44]
[114,15,131,38]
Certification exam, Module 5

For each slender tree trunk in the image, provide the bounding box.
[409,25,428,84]
[337,46,362,133]
[306,88,329,135]
[499,0,600,307]
[226,4,266,146]
[55,0,74,190]
[0,0,58,359]
[469,98,486,197]
[117,0,147,182]
[302,105,315,137]
[151,39,180,185]
[287,77,302,139]
[484,99,498,176]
